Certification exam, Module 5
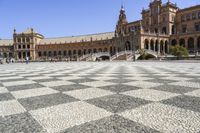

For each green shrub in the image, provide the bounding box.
[170,45,189,58]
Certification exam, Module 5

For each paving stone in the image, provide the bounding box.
[63,114,160,133]
[99,84,141,93]
[53,84,91,92]
[86,94,151,113]
[0,93,15,101]
[18,93,78,110]
[162,95,200,113]
[0,113,46,133]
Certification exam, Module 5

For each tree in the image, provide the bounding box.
[170,45,189,58]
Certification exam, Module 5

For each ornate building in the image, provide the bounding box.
[0,0,200,61]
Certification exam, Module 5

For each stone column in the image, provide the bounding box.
[158,43,160,55]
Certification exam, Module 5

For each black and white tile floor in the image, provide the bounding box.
[0,62,200,133]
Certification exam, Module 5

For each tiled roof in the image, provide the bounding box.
[0,39,13,46]
[39,32,115,45]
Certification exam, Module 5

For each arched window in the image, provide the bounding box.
[58,51,62,56]
[145,39,149,50]
[63,51,67,56]
[18,52,22,59]
[165,41,168,53]
[73,50,77,55]
[125,41,131,51]
[54,51,57,56]
[197,37,200,49]
[78,50,82,56]
[44,51,47,56]
[88,49,92,54]
[179,39,185,47]
[155,40,158,51]
[93,49,97,53]
[172,25,175,34]
[104,48,108,52]
[188,38,194,49]
[150,40,154,51]
[48,51,52,57]
[38,52,42,57]
[171,39,177,46]
[83,49,87,55]
[68,50,72,56]
[98,48,102,52]
[160,40,164,52]
[162,27,167,34]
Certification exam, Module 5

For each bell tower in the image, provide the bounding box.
[115,5,128,37]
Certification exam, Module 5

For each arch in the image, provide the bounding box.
[162,27,167,34]
[165,41,168,53]
[98,48,102,52]
[9,53,13,58]
[53,51,57,57]
[78,50,82,56]
[83,49,87,55]
[160,40,164,53]
[68,50,72,56]
[110,47,113,54]
[48,51,52,57]
[38,51,42,57]
[58,51,62,56]
[104,48,108,52]
[144,39,149,50]
[93,48,97,53]
[18,52,22,59]
[155,40,159,51]
[23,52,26,58]
[125,41,131,51]
[88,49,92,54]
[188,37,194,50]
[150,40,154,51]
[197,37,200,49]
[172,25,175,34]
[171,39,177,46]
[63,51,67,56]
[43,51,47,56]
[179,39,185,47]
[73,50,77,55]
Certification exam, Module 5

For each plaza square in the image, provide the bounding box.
[0,61,200,133]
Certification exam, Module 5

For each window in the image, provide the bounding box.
[186,14,191,21]
[26,38,30,42]
[163,17,166,22]
[182,25,187,33]
[195,22,200,31]
[171,15,175,22]
[23,45,26,49]
[38,52,42,57]
[181,15,185,22]
[22,38,25,43]
[58,51,62,55]
[192,13,196,20]
[18,38,21,43]
[44,51,47,56]
[27,45,30,49]
[198,12,200,19]
[18,45,21,49]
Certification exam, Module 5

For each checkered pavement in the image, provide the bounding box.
[0,62,200,133]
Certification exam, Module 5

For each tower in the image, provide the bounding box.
[115,5,128,37]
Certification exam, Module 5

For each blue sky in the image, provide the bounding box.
[0,0,199,39]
